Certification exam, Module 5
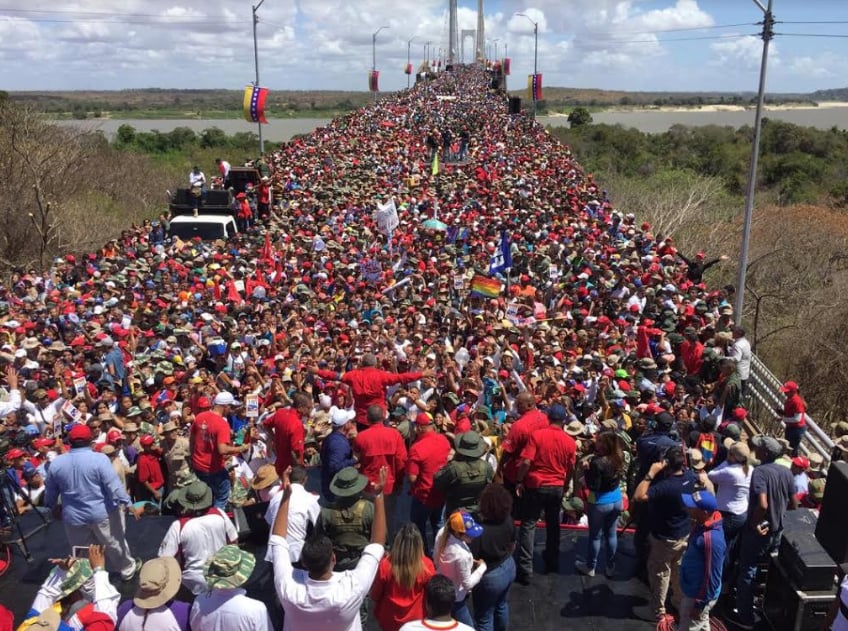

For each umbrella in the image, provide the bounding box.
[422,219,448,231]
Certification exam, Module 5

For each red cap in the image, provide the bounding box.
[140,434,155,447]
[197,396,212,409]
[733,407,748,420]
[5,448,26,459]
[780,380,799,393]
[107,428,123,443]
[791,456,810,470]
[415,412,434,426]
[33,438,54,449]
[68,424,92,442]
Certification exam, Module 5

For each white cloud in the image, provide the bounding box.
[710,35,777,71]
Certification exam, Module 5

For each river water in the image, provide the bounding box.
[55,106,848,141]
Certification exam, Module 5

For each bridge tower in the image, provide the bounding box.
[448,0,459,64]
[476,0,485,62]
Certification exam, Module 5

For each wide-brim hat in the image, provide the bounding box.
[27,608,61,630]
[565,420,585,437]
[251,464,279,490]
[455,431,486,458]
[329,466,368,497]
[204,545,255,589]
[134,557,181,609]
[58,558,93,599]
[167,479,212,511]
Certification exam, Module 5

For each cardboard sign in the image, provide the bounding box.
[121,315,132,330]
[505,303,519,324]
[549,265,559,279]
[245,394,259,418]
[73,376,88,396]
[453,277,465,290]
[61,400,81,423]
[362,259,382,283]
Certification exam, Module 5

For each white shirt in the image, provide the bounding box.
[189,170,206,187]
[434,529,487,602]
[707,461,753,515]
[118,604,188,631]
[158,509,238,595]
[264,483,320,563]
[730,337,752,380]
[189,588,272,631]
[400,620,475,631]
[270,535,383,631]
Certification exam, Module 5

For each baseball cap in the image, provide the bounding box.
[68,424,92,443]
[682,490,718,512]
[447,510,483,538]
[197,396,212,409]
[5,448,26,459]
[791,456,810,470]
[213,391,236,406]
[780,380,799,393]
[547,404,568,422]
[107,428,123,443]
[330,407,356,427]
[751,435,783,459]
[140,434,155,447]
[415,412,434,426]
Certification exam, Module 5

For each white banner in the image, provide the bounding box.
[374,198,399,236]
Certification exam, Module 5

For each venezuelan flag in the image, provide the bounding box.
[243,85,269,124]
[470,275,501,298]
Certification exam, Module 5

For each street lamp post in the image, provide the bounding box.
[516,13,539,119]
[407,36,418,88]
[372,25,389,102]
[734,0,775,322]
[251,0,266,154]
[493,38,499,61]
[425,41,432,66]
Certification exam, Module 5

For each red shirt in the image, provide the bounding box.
[136,452,165,490]
[353,423,408,494]
[407,430,451,508]
[370,555,436,631]
[783,392,807,428]
[520,425,577,489]
[317,367,423,426]
[680,340,704,376]
[190,410,231,473]
[263,407,306,476]
[501,408,550,484]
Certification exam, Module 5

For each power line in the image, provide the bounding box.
[776,32,848,39]
[577,33,753,45]
[778,20,848,25]
[604,22,757,35]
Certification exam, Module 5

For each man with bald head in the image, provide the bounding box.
[312,353,430,429]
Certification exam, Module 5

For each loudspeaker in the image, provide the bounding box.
[764,558,835,631]
[508,96,522,115]
[779,511,836,591]
[815,461,848,564]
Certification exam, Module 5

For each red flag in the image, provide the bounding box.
[404,63,413,75]
[226,280,243,305]
[260,232,274,265]
[368,70,380,92]
[503,58,511,75]
[213,279,221,301]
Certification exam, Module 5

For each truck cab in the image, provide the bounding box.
[168,214,238,241]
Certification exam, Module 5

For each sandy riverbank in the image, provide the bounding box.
[547,101,848,116]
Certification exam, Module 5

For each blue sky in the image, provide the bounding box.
[0,0,846,94]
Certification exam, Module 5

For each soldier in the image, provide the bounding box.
[161,420,189,493]
[433,431,494,515]
[316,467,374,571]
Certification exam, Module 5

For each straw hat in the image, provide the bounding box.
[134,557,181,609]
[565,420,585,437]
[251,464,279,491]
[204,545,256,589]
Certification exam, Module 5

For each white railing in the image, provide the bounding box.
[747,354,834,463]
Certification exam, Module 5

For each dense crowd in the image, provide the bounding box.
[1,64,848,631]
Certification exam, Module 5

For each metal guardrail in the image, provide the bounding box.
[746,354,834,463]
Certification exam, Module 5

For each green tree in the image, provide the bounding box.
[567,107,593,128]
[200,127,227,149]
[115,124,137,148]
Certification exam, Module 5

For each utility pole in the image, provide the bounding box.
[734,0,775,322]
[407,36,418,89]
[425,41,432,66]
[372,25,389,103]
[252,0,266,154]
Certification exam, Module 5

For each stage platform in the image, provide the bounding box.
[0,510,658,631]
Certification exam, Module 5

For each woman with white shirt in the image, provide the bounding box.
[707,440,753,570]
[434,510,487,629]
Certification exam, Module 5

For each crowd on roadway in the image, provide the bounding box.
[2,64,848,631]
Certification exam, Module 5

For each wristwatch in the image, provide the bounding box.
[644,474,654,482]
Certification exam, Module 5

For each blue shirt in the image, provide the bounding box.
[680,514,726,606]
[44,447,131,526]
[320,430,356,500]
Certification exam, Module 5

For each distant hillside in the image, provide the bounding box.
[808,87,848,102]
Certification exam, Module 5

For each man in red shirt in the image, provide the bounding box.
[264,391,309,477]
[190,391,248,509]
[136,434,165,503]
[680,326,704,377]
[354,404,408,538]
[515,403,577,583]
[499,392,550,506]
[406,412,451,556]
[312,353,430,428]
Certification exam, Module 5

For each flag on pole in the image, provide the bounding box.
[470,275,502,298]
[488,230,513,275]
[503,58,511,75]
[369,70,380,92]
[243,85,269,124]
[431,151,439,176]
[527,73,543,101]
[404,63,413,75]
